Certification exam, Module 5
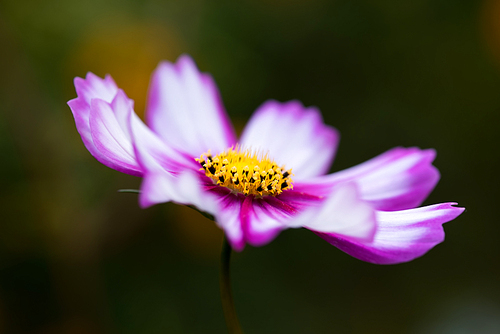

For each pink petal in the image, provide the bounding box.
[215,183,375,251]
[219,182,376,250]
[146,55,237,158]
[214,194,246,251]
[111,90,134,141]
[89,98,140,174]
[211,192,299,251]
[241,196,294,247]
[295,147,440,211]
[127,101,201,208]
[139,171,219,214]
[128,102,193,175]
[74,73,117,104]
[239,100,339,179]
[315,203,464,264]
[287,183,377,241]
[68,73,142,176]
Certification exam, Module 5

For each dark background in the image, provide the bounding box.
[0,0,499,333]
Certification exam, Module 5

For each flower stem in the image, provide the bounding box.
[220,236,244,334]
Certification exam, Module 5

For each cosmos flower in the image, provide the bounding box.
[68,55,464,264]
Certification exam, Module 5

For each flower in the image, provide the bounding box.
[68,55,464,264]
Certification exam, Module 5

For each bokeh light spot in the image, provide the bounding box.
[65,18,183,118]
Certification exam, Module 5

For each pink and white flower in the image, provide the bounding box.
[68,55,464,264]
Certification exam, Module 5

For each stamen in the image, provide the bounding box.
[196,146,293,196]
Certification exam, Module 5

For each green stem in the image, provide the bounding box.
[220,236,244,334]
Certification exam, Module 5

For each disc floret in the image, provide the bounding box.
[196,146,293,196]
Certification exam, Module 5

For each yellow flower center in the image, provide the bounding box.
[196,146,293,196]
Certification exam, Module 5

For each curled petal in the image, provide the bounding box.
[295,147,440,211]
[74,72,117,105]
[239,100,339,179]
[315,203,464,264]
[146,55,237,158]
[68,73,142,176]
[89,97,140,174]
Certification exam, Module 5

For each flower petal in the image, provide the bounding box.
[127,99,208,211]
[129,104,193,175]
[200,190,299,251]
[146,55,237,158]
[239,100,339,179]
[214,194,246,251]
[68,73,142,176]
[74,72,118,104]
[139,171,219,214]
[294,147,440,211]
[217,182,376,251]
[287,183,377,241]
[89,97,141,174]
[315,203,464,264]
[216,182,376,250]
[241,196,296,247]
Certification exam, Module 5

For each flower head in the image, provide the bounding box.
[68,55,464,264]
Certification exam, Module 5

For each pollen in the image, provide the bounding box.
[195,146,293,196]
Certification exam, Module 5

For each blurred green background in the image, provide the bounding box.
[0,0,499,333]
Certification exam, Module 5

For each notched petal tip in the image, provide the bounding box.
[432,202,466,222]
[176,53,197,69]
[154,54,196,77]
[103,74,117,85]
[319,201,465,265]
